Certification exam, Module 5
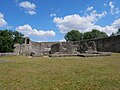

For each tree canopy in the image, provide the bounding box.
[84,29,108,40]
[117,28,120,35]
[0,30,24,53]
[110,28,120,36]
[13,31,24,44]
[64,30,83,41]
[64,29,108,41]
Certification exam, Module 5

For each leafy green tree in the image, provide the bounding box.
[83,31,92,40]
[110,32,116,36]
[84,29,108,40]
[117,28,120,35]
[13,31,24,44]
[0,30,24,53]
[111,28,120,36]
[0,30,14,52]
[64,30,83,41]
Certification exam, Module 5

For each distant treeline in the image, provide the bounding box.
[65,29,120,41]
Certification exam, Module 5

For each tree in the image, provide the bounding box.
[64,30,83,41]
[13,31,24,44]
[117,28,120,35]
[0,30,24,53]
[110,28,120,36]
[84,29,108,40]
[83,31,92,40]
[0,30,14,52]
[110,32,116,37]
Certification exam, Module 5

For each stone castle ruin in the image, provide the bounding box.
[14,35,120,57]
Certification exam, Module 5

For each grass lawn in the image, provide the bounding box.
[0,53,120,90]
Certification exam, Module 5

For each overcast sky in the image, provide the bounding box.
[0,0,120,42]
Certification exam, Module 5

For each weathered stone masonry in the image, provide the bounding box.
[14,35,120,56]
[94,35,120,52]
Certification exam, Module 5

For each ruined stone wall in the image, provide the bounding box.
[30,41,58,56]
[14,37,58,56]
[50,42,81,55]
[50,35,120,54]
[94,35,120,52]
[71,35,120,53]
[15,35,120,56]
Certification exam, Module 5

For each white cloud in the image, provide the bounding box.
[50,13,56,17]
[53,5,120,36]
[104,3,107,7]
[54,11,107,33]
[19,1,36,10]
[93,19,120,35]
[27,10,36,15]
[115,8,120,15]
[16,24,56,37]
[112,19,120,28]
[35,40,47,42]
[109,2,120,15]
[0,12,7,27]
[109,2,115,14]
[59,39,66,42]
[87,6,93,11]
[19,1,36,15]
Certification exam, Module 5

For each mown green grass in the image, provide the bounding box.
[0,53,120,90]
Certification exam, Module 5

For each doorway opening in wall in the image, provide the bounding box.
[27,39,29,44]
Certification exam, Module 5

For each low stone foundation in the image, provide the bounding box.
[0,53,17,56]
[49,54,78,57]
[78,52,111,57]
[49,52,111,57]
